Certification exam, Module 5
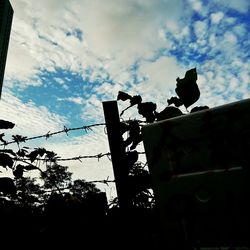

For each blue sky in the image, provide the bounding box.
[0,0,249,194]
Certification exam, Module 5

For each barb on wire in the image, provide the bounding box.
[88,179,115,186]
[45,131,51,140]
[57,152,111,162]
[87,176,115,186]
[63,126,69,136]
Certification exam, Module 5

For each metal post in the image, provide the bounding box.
[102,101,130,210]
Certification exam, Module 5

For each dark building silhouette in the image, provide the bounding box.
[0,0,13,99]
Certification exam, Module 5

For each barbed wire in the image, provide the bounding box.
[13,151,146,163]
[57,151,145,162]
[13,152,111,163]
[87,179,115,185]
[0,120,148,147]
[0,122,106,146]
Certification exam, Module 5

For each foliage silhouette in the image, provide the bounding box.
[0,177,16,196]
[118,68,204,122]
[5,67,246,248]
[0,120,108,245]
[70,179,101,199]
[0,119,15,129]
[169,67,200,108]
[116,68,208,211]
[41,163,72,192]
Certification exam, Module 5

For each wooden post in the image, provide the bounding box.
[102,101,130,210]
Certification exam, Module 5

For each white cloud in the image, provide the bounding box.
[57,96,85,105]
[223,0,250,13]
[189,0,203,12]
[210,12,224,24]
[6,0,249,106]
[233,24,247,37]
[6,0,185,89]
[137,56,184,92]
[194,20,208,39]
[210,0,250,13]
[224,17,237,25]
[0,90,67,140]
[54,78,65,85]
[239,71,250,85]
[73,0,183,57]
[224,32,238,44]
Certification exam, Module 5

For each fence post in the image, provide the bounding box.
[102,101,130,211]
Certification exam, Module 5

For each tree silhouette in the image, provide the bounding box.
[70,179,100,199]
[0,118,104,245]
[41,163,72,192]
[15,176,43,207]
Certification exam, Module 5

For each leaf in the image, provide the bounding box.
[28,150,39,162]
[13,164,24,178]
[155,106,183,121]
[120,95,142,116]
[16,148,28,158]
[45,150,59,162]
[130,134,142,150]
[0,149,16,157]
[175,68,200,108]
[127,120,142,150]
[36,147,47,157]
[0,177,16,195]
[12,134,27,144]
[125,151,138,169]
[120,122,130,136]
[0,153,14,168]
[0,119,15,129]
[117,91,132,101]
[130,95,142,106]
[123,137,133,148]
[190,106,209,113]
[137,102,157,123]
[129,120,140,133]
[167,97,183,107]
[127,171,151,196]
[0,133,6,144]
[24,164,38,171]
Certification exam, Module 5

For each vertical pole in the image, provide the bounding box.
[102,101,130,211]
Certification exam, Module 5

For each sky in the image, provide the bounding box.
[0,0,250,199]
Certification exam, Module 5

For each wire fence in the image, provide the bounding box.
[1,120,146,165]
[1,119,147,198]
[0,120,147,147]
[13,151,145,163]
[0,123,106,146]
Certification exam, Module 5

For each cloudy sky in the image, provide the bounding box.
[0,0,250,197]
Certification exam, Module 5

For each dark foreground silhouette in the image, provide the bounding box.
[1,68,249,249]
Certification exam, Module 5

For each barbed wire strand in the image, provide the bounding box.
[0,123,106,146]
[0,120,147,147]
[13,151,145,163]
